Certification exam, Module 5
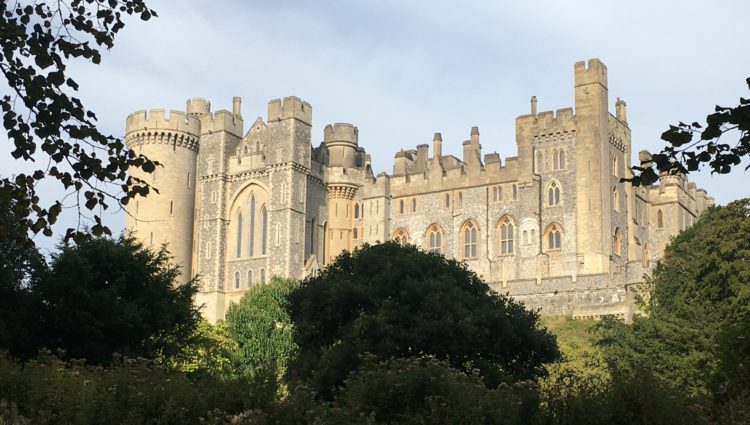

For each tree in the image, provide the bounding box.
[0,186,46,358]
[286,242,560,398]
[226,277,299,397]
[0,0,158,241]
[34,235,200,364]
[596,199,750,396]
[630,77,750,186]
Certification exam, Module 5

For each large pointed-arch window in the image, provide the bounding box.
[261,206,268,255]
[248,195,256,256]
[236,212,243,258]
[613,227,622,256]
[426,224,443,254]
[393,228,409,246]
[498,216,514,255]
[462,221,478,259]
[545,223,562,251]
[547,182,561,206]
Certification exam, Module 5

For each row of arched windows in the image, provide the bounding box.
[393,218,565,258]
[233,268,266,290]
[535,149,566,173]
[235,195,268,258]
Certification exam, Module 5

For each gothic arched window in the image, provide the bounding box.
[249,195,256,256]
[426,224,443,254]
[657,209,664,229]
[260,268,265,284]
[613,187,620,212]
[261,206,268,255]
[393,228,409,246]
[354,203,359,219]
[545,223,562,251]
[536,151,544,173]
[547,182,561,206]
[558,149,565,169]
[412,198,417,212]
[462,221,478,259]
[498,215,515,255]
[444,193,451,208]
[234,271,240,289]
[248,270,253,287]
[236,212,243,258]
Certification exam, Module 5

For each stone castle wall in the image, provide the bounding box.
[124,59,714,323]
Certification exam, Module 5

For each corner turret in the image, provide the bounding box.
[324,123,359,168]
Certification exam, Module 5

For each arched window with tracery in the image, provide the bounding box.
[426,224,443,254]
[236,212,243,258]
[547,181,561,206]
[613,227,622,256]
[234,271,240,289]
[393,228,409,246]
[498,215,514,255]
[545,223,562,251]
[261,206,268,255]
[462,221,478,259]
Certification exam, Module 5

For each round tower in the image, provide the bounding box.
[124,105,202,282]
[324,123,358,168]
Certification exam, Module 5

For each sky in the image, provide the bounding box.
[3,0,750,254]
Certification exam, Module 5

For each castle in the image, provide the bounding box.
[124,59,713,323]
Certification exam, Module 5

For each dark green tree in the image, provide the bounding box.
[0,0,158,241]
[631,77,750,186]
[286,242,560,398]
[34,235,200,364]
[226,277,299,397]
[0,187,46,358]
[596,199,750,396]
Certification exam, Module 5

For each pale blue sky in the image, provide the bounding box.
[3,0,750,253]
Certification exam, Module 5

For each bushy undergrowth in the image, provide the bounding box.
[0,352,261,425]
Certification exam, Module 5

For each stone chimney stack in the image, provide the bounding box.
[232,96,242,116]
[531,96,538,116]
[433,132,442,159]
[616,97,627,123]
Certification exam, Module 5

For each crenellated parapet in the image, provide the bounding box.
[268,96,312,125]
[199,110,243,137]
[125,109,201,151]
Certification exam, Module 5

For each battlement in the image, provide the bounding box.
[516,107,575,135]
[268,96,312,125]
[126,109,201,137]
[186,98,211,116]
[199,110,243,136]
[574,58,608,88]
[324,123,358,146]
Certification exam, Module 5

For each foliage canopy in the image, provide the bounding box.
[286,242,560,398]
[0,0,158,241]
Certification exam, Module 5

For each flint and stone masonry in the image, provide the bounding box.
[125,59,713,323]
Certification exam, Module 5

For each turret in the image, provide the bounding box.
[124,107,201,282]
[324,123,359,168]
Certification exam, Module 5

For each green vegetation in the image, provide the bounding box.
[286,241,560,398]
[225,277,299,397]
[2,203,750,423]
[597,199,750,398]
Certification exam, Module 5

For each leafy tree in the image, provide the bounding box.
[33,235,200,364]
[158,319,238,379]
[226,277,299,397]
[0,0,158,241]
[0,187,46,358]
[286,242,560,398]
[631,77,750,186]
[596,199,750,396]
